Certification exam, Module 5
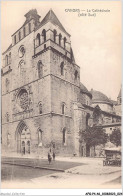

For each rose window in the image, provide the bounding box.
[18,89,29,111]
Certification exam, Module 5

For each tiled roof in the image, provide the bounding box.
[91,89,113,105]
[37,9,70,36]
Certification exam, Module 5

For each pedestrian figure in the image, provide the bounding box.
[53,152,55,161]
[48,152,52,164]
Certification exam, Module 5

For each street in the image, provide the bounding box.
[1,164,57,182]
[1,156,122,189]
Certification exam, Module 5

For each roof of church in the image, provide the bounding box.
[91,89,113,105]
[37,9,70,36]
[80,82,92,98]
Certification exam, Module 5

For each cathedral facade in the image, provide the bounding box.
[1,9,121,157]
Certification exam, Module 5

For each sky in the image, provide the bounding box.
[1,1,121,100]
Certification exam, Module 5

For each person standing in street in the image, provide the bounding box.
[48,152,52,164]
[53,152,55,161]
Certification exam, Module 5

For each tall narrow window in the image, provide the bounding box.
[7,132,11,146]
[63,128,66,144]
[86,113,90,127]
[6,78,9,93]
[19,31,21,41]
[23,27,26,37]
[38,129,43,144]
[42,29,46,42]
[37,61,43,79]
[39,102,42,114]
[64,37,67,49]
[29,23,31,33]
[5,55,8,66]
[6,113,9,122]
[74,70,78,80]
[36,33,40,47]
[9,52,11,64]
[14,35,16,44]
[18,60,25,79]
[53,30,57,42]
[59,34,62,46]
[62,103,65,114]
[60,62,64,76]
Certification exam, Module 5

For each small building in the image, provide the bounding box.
[104,147,121,160]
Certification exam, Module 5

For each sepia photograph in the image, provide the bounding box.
[1,0,122,191]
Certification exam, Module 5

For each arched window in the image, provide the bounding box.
[7,132,11,146]
[14,35,16,44]
[9,52,11,64]
[18,45,25,58]
[53,30,57,42]
[59,33,62,46]
[5,55,8,66]
[63,128,66,144]
[29,23,31,33]
[42,29,46,42]
[60,62,64,76]
[19,31,21,41]
[86,113,90,127]
[62,103,65,114]
[6,113,9,122]
[37,61,43,79]
[23,27,26,37]
[64,37,67,49]
[39,102,42,114]
[74,70,78,80]
[18,60,25,78]
[38,129,43,144]
[6,78,9,93]
[36,33,40,47]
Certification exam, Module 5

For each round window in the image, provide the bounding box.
[18,89,29,110]
[18,45,25,58]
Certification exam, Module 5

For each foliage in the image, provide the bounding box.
[80,126,108,156]
[110,128,121,147]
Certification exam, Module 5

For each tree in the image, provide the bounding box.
[81,126,108,157]
[110,128,121,147]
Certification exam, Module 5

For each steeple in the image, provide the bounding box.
[24,9,41,23]
[37,9,70,36]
